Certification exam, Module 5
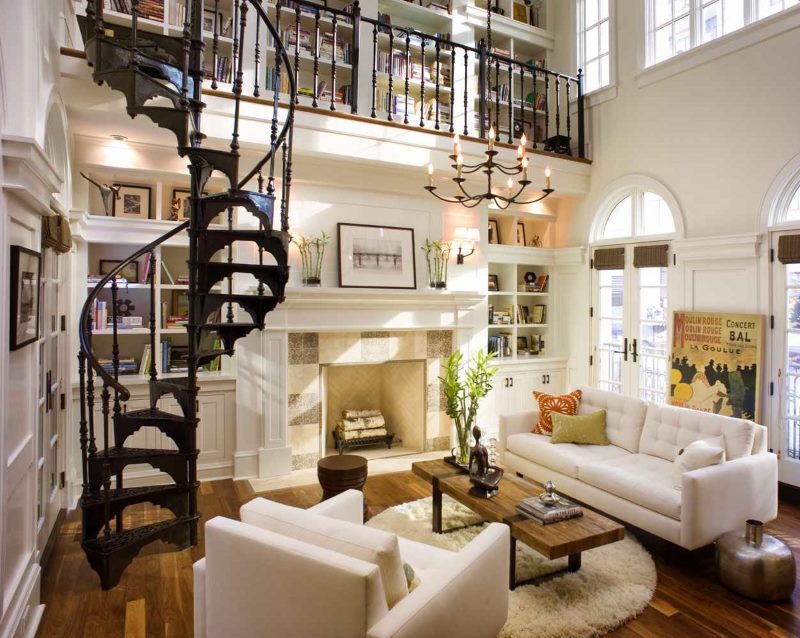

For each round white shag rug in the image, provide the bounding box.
[367,496,657,638]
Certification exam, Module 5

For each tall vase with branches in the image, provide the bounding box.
[292,231,330,286]
[421,239,451,289]
[440,349,497,465]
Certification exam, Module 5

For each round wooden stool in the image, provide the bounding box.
[317,454,369,519]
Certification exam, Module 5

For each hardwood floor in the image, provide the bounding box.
[38,472,800,637]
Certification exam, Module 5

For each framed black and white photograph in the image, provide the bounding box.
[338,223,416,289]
[10,246,41,350]
[488,219,500,244]
[99,259,140,282]
[516,336,528,353]
[516,222,527,247]
[113,184,152,220]
[488,274,499,291]
[203,9,222,33]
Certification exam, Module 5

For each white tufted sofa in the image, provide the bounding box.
[499,385,778,550]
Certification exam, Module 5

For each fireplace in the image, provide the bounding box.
[287,330,454,469]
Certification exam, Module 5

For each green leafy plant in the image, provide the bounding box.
[292,231,331,285]
[440,349,497,464]
[421,239,451,289]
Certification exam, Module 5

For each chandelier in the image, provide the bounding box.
[424,4,554,209]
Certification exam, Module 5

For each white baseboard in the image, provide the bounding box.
[0,560,41,638]
[258,446,293,478]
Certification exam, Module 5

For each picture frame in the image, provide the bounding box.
[488,274,499,291]
[99,259,140,282]
[10,246,41,350]
[203,9,222,33]
[516,222,527,247]
[113,184,152,220]
[338,223,417,289]
[488,219,500,244]
[512,3,528,23]
[516,336,528,353]
[171,188,192,221]
[171,290,189,316]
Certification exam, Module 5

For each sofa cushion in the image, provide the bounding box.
[639,403,756,462]
[673,436,726,489]
[240,497,409,608]
[506,432,630,478]
[532,389,582,435]
[551,410,609,445]
[579,454,681,520]
[574,385,648,453]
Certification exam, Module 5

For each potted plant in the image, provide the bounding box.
[421,239,451,289]
[292,231,330,286]
[440,349,497,466]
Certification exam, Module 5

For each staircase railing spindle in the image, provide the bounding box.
[419,36,426,127]
[371,22,378,118]
[312,12,320,108]
[149,252,158,382]
[78,352,89,495]
[448,44,454,133]
[463,48,468,136]
[330,14,338,110]
[253,0,262,96]
[231,0,248,154]
[387,31,394,121]
[212,0,220,89]
[403,31,410,125]
[506,60,513,143]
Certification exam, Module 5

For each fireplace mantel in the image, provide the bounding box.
[260,287,486,333]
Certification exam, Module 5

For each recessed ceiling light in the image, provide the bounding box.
[110,134,128,141]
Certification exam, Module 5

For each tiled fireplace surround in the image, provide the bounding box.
[287,330,454,470]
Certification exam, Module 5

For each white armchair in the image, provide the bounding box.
[194,490,510,638]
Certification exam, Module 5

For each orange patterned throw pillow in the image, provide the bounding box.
[532,389,582,435]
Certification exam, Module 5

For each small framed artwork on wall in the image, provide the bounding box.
[338,223,417,289]
[488,219,500,244]
[10,246,41,350]
[113,184,152,220]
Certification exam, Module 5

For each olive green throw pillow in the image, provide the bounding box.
[550,410,609,445]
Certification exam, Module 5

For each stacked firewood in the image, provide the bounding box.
[335,409,389,441]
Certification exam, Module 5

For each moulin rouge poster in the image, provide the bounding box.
[669,312,763,422]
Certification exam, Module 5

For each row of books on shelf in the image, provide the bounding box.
[96,340,223,377]
[278,29,353,64]
[488,333,545,357]
[485,87,548,112]
[205,56,233,84]
[376,51,450,86]
[90,300,146,331]
[489,304,546,325]
[375,92,450,120]
[281,0,355,24]
[104,0,164,22]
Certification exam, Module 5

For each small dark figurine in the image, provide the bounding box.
[468,425,504,498]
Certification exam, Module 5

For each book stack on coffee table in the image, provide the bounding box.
[516,495,583,525]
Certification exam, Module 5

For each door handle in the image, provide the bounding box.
[630,338,638,363]
[613,337,629,362]
[510,377,514,388]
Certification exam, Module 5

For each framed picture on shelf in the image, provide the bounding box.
[113,184,152,220]
[516,222,526,247]
[512,3,528,22]
[10,246,41,350]
[488,219,500,244]
[338,223,417,289]
[202,9,222,33]
[516,336,528,353]
[171,290,189,316]
[99,259,139,282]
[488,274,499,291]
[171,188,192,221]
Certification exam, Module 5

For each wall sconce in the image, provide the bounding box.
[453,227,480,264]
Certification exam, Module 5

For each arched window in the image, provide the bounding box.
[785,185,800,222]
[595,186,678,243]
[591,178,681,404]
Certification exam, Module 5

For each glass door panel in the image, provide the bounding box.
[636,266,668,403]
[597,269,625,392]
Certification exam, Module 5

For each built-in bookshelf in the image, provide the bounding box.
[72,167,236,383]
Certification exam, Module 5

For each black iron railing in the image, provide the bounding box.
[198,0,586,158]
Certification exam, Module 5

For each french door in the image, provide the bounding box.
[771,232,800,485]
[594,246,670,402]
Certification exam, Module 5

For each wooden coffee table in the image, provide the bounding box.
[412,459,625,589]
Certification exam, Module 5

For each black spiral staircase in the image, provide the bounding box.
[76,0,296,589]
